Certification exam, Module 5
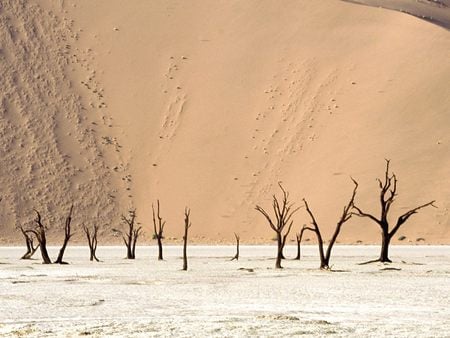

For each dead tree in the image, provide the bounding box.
[353,160,436,263]
[19,226,39,259]
[54,205,74,264]
[121,209,141,259]
[294,226,307,260]
[255,183,299,269]
[182,207,192,271]
[83,225,100,262]
[26,210,52,264]
[152,200,166,260]
[231,233,240,261]
[303,180,358,270]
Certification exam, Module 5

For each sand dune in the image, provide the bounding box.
[342,0,450,29]
[0,0,449,244]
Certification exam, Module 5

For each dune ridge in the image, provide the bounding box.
[341,0,450,30]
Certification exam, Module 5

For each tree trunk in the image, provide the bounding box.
[54,205,73,264]
[30,210,52,264]
[20,230,39,260]
[317,238,328,269]
[40,239,52,264]
[157,237,163,260]
[38,227,52,264]
[125,244,132,259]
[275,232,283,269]
[84,225,100,262]
[90,249,99,262]
[54,239,69,264]
[121,210,140,259]
[321,256,330,270]
[277,235,286,260]
[231,234,240,261]
[182,208,191,271]
[379,231,392,262]
[182,234,188,271]
[295,239,301,260]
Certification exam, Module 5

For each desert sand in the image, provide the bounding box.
[0,0,449,244]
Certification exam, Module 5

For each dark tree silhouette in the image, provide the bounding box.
[152,200,166,260]
[19,226,39,259]
[303,180,358,269]
[353,160,436,263]
[255,183,299,269]
[182,207,192,271]
[54,205,74,264]
[231,233,240,261]
[294,226,307,260]
[26,210,52,264]
[83,225,100,262]
[120,209,141,259]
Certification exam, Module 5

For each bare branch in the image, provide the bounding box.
[390,201,436,238]
[352,205,381,225]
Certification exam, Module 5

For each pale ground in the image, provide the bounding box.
[0,245,449,337]
[1,0,449,244]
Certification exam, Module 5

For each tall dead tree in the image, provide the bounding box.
[255,183,299,269]
[231,233,240,261]
[83,225,100,262]
[182,207,192,271]
[54,205,74,264]
[26,210,52,264]
[303,180,358,270]
[353,160,436,263]
[294,226,307,260]
[152,200,166,260]
[19,226,39,259]
[121,209,141,259]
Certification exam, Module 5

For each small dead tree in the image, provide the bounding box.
[26,210,52,264]
[231,233,240,261]
[353,160,436,263]
[294,226,307,260]
[255,183,299,269]
[54,205,74,264]
[121,209,141,259]
[303,180,358,270]
[83,225,100,262]
[152,200,166,261]
[19,226,39,259]
[182,207,192,271]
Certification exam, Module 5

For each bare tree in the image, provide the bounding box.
[19,226,39,259]
[294,226,307,260]
[182,207,192,271]
[83,225,100,262]
[54,205,74,264]
[303,180,358,270]
[152,200,166,260]
[353,160,435,263]
[231,233,240,261]
[120,209,141,259]
[255,183,299,269]
[26,210,52,264]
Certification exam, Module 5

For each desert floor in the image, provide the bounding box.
[0,245,449,337]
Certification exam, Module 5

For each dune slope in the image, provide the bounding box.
[1,0,449,244]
